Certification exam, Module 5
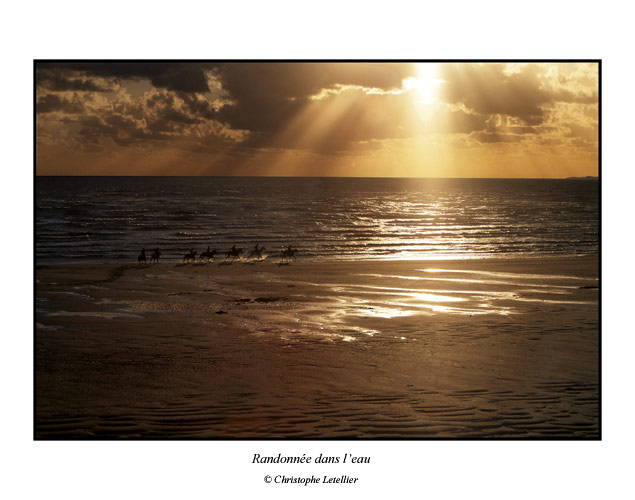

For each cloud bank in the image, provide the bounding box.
[35,61,599,176]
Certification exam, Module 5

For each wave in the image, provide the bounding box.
[35,177,599,263]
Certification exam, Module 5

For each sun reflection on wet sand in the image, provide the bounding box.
[419,268,597,281]
[333,284,466,303]
[359,273,580,289]
[358,305,418,319]
[276,264,599,338]
[141,259,599,346]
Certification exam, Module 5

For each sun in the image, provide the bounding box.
[403,63,442,105]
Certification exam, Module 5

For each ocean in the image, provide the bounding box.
[35,177,599,263]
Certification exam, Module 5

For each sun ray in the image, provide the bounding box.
[403,63,442,105]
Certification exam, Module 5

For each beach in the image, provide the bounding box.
[35,255,599,438]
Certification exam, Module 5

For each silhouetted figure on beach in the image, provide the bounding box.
[280,245,297,264]
[183,248,197,263]
[150,248,161,264]
[225,245,243,262]
[248,243,266,261]
[200,246,217,262]
[138,248,146,266]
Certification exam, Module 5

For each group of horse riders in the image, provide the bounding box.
[137,243,297,265]
[137,247,162,265]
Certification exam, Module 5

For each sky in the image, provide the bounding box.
[35,61,599,177]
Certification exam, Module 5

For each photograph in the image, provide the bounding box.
[34,60,599,439]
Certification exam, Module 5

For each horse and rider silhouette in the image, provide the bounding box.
[183,248,197,263]
[224,245,244,262]
[200,246,217,262]
[247,243,266,261]
[150,248,161,264]
[280,245,298,263]
[137,248,147,266]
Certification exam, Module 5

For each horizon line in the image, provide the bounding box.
[34,174,599,179]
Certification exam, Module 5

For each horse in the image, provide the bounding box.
[248,246,266,261]
[150,249,161,264]
[200,247,217,262]
[224,247,243,262]
[280,248,297,263]
[137,249,147,266]
[183,249,197,263]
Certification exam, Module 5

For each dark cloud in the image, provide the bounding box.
[440,109,488,134]
[214,62,417,136]
[36,68,117,92]
[180,93,227,119]
[218,62,414,101]
[37,62,215,93]
[234,88,420,154]
[36,93,85,114]
[439,63,550,125]
[76,113,157,147]
[438,63,599,130]
[42,88,234,153]
[35,63,466,154]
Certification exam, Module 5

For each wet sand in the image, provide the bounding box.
[35,256,599,438]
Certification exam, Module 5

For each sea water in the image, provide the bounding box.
[35,177,599,263]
